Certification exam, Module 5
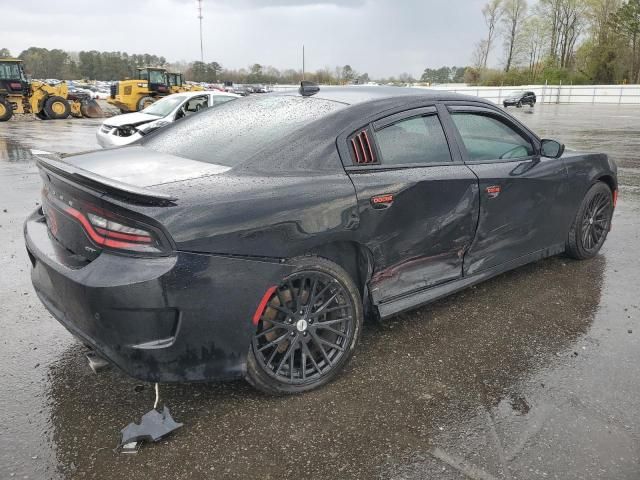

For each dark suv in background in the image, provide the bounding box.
[503,90,536,108]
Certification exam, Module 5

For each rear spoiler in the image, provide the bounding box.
[35,154,177,206]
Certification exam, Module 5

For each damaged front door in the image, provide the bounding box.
[446,105,568,275]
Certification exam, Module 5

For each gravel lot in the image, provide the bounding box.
[1,104,639,479]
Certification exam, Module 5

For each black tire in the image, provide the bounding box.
[44,96,70,119]
[503,103,508,108]
[517,100,523,108]
[36,111,49,120]
[566,182,614,260]
[0,97,13,121]
[137,96,155,111]
[246,256,363,395]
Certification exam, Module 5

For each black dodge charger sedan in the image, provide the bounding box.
[25,85,617,394]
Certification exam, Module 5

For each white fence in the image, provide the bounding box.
[269,83,640,105]
[426,84,640,105]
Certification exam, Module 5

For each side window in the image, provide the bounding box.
[374,115,451,166]
[184,96,209,114]
[211,96,235,106]
[451,113,533,161]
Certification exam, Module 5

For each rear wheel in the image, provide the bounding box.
[137,96,155,111]
[35,111,49,120]
[44,96,70,119]
[0,97,13,121]
[246,256,363,395]
[566,182,614,260]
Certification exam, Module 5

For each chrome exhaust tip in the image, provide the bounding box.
[86,351,110,373]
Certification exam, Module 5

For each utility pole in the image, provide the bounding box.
[197,0,204,63]
[302,45,305,81]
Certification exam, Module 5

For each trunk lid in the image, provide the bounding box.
[57,146,230,187]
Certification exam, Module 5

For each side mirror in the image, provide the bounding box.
[540,139,565,158]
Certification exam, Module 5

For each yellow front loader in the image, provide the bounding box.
[108,68,201,113]
[0,58,103,122]
[166,72,204,93]
[107,67,172,113]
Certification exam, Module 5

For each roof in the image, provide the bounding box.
[275,85,487,106]
[168,90,240,98]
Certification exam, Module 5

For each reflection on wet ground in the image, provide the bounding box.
[1,105,639,479]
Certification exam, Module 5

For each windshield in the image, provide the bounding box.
[142,95,186,117]
[149,70,165,84]
[142,95,345,166]
[0,62,24,81]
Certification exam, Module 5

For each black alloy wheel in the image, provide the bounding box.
[246,257,362,394]
[566,182,614,259]
[580,191,611,252]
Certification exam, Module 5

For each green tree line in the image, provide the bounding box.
[468,0,640,85]
[0,47,371,85]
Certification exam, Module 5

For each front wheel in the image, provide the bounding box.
[44,96,71,119]
[0,97,13,121]
[566,182,614,260]
[246,256,363,395]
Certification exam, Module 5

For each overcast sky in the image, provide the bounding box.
[1,0,490,78]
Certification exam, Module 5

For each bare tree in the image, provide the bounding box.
[539,0,563,61]
[586,0,622,44]
[473,40,490,68]
[481,0,503,68]
[501,0,528,71]
[522,17,549,80]
[557,0,588,68]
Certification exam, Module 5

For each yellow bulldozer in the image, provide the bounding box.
[108,67,203,113]
[166,72,204,94]
[0,58,103,122]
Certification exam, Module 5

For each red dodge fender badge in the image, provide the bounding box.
[486,185,501,198]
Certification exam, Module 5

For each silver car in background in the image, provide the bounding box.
[96,90,239,147]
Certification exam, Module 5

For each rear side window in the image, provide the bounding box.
[142,95,345,166]
[211,96,235,106]
[375,115,451,166]
[451,113,533,161]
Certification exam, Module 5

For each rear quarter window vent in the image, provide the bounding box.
[350,128,378,165]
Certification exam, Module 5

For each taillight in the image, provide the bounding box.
[63,205,166,253]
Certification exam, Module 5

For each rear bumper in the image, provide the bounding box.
[24,209,293,382]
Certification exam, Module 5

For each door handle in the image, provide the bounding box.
[371,193,394,209]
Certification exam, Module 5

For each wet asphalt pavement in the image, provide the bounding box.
[1,105,639,479]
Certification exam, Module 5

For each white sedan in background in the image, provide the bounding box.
[96,90,239,148]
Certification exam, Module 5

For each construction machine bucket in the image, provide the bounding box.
[80,99,104,118]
